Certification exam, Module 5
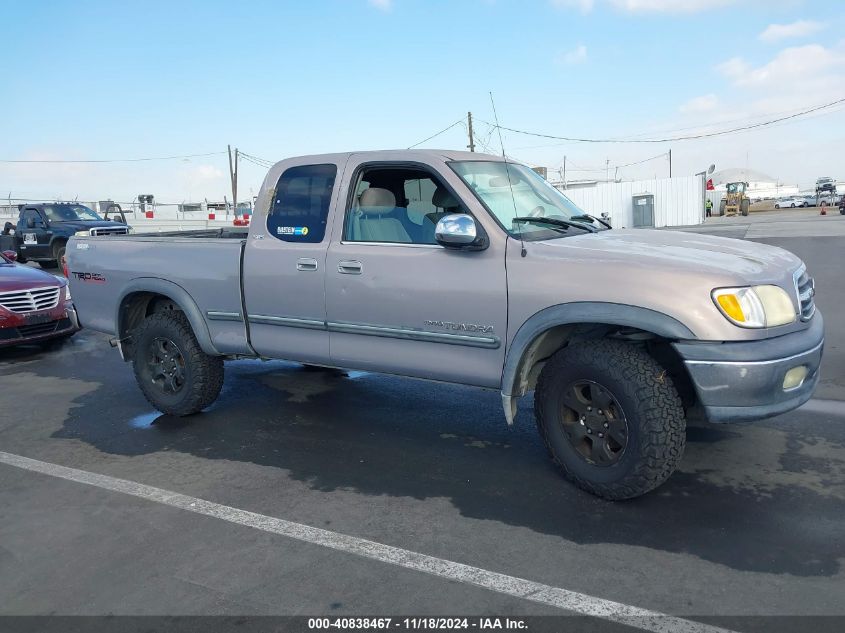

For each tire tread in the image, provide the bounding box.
[535,339,686,500]
[132,311,223,416]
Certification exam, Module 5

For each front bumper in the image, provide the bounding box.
[0,303,80,348]
[673,311,824,423]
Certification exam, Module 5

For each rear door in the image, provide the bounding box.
[242,158,347,364]
[324,158,508,388]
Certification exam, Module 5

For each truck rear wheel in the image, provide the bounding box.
[132,311,224,416]
[534,340,686,500]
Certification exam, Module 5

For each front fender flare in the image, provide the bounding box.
[115,277,219,356]
[500,302,696,424]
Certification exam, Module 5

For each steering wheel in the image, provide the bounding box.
[528,205,546,218]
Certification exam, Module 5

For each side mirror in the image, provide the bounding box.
[26,218,35,229]
[2,250,17,262]
[434,213,487,250]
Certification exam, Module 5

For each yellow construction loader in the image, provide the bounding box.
[719,182,750,217]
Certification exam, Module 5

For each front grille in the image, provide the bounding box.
[17,321,59,337]
[794,266,816,321]
[89,227,129,236]
[0,286,61,313]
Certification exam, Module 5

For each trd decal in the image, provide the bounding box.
[71,272,106,283]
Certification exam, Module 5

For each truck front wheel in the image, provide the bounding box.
[132,311,224,416]
[534,340,686,500]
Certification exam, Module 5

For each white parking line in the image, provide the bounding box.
[0,450,736,633]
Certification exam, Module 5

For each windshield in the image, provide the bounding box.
[42,204,101,222]
[450,161,600,239]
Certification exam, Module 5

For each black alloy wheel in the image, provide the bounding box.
[559,380,628,466]
[145,337,186,394]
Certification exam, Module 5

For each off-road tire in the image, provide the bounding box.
[740,199,750,216]
[718,200,726,216]
[534,339,686,500]
[132,311,224,416]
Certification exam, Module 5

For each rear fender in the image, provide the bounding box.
[116,278,219,357]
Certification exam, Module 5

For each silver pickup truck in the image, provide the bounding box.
[68,150,824,499]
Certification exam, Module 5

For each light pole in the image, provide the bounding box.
[695,164,716,222]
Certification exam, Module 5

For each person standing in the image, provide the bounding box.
[705,198,713,217]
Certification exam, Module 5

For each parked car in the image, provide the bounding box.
[1,202,129,270]
[816,177,837,193]
[839,195,845,215]
[68,149,823,500]
[774,197,807,208]
[0,250,79,347]
[802,195,817,207]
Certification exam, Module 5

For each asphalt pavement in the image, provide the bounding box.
[1,216,844,633]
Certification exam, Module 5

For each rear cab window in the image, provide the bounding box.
[268,164,337,243]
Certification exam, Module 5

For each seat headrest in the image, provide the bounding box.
[358,188,396,215]
[432,187,460,209]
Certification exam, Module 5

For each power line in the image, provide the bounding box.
[479,96,845,144]
[0,151,227,164]
[407,118,465,149]
[239,151,274,168]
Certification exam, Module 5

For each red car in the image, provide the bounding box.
[0,250,79,348]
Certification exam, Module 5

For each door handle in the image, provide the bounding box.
[296,258,318,272]
[337,260,363,275]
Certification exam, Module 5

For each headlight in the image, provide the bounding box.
[712,285,796,328]
[63,283,72,301]
[75,229,90,237]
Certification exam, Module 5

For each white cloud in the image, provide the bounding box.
[552,0,736,13]
[558,44,588,65]
[718,44,845,88]
[679,94,719,113]
[759,20,826,42]
[610,0,735,11]
[715,56,751,79]
[368,0,392,11]
[550,0,595,12]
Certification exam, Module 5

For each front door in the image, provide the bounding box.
[325,159,508,387]
[242,157,347,364]
[19,208,51,260]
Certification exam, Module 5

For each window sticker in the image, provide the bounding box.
[276,226,310,236]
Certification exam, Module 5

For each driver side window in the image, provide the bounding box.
[344,166,467,245]
[23,210,43,227]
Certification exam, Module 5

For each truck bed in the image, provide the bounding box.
[66,233,252,356]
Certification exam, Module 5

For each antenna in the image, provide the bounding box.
[489,92,526,258]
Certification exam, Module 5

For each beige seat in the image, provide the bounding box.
[351,188,412,243]
[422,186,463,242]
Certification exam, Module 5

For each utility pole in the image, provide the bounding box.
[562,156,566,189]
[467,112,475,152]
[669,149,673,178]
[228,145,239,217]
[606,158,610,183]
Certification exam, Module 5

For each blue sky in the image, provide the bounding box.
[1,0,843,202]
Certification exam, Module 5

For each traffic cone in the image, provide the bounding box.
[820,204,827,216]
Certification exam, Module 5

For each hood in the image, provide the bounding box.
[536,228,801,284]
[0,261,64,292]
[53,220,127,231]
